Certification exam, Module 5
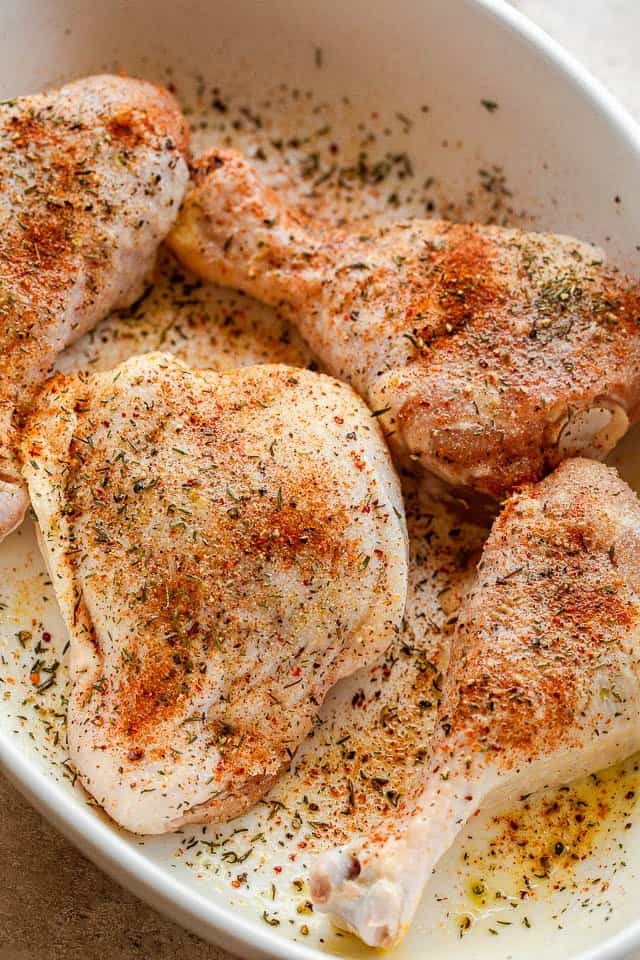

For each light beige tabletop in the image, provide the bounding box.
[2,2,639,958]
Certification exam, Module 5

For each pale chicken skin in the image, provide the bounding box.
[0,75,190,540]
[168,148,640,502]
[22,353,408,834]
[310,458,640,947]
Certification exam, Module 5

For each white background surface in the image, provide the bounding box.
[1,3,638,958]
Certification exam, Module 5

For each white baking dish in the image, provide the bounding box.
[1,2,640,958]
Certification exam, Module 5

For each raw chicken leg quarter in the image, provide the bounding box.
[0,74,189,540]
[311,458,640,947]
[168,148,640,501]
[21,353,408,834]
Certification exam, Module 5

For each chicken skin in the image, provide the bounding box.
[310,458,640,947]
[168,148,640,502]
[21,353,407,834]
[0,75,189,540]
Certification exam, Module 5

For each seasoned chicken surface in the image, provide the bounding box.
[22,353,407,834]
[0,75,189,540]
[168,148,640,502]
[310,458,640,946]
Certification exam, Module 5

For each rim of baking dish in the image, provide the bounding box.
[2,2,640,959]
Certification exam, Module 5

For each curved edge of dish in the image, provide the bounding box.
[0,732,327,960]
[2,4,640,960]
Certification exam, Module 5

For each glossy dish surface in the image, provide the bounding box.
[1,2,640,959]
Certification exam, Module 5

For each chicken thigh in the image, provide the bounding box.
[168,149,640,502]
[21,353,407,834]
[0,75,189,540]
[310,457,640,947]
